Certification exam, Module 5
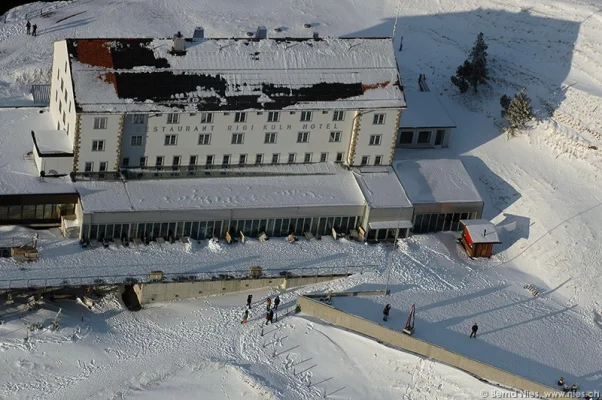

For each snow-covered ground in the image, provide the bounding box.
[1,0,602,397]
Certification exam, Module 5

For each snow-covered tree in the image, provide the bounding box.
[503,88,534,136]
[451,33,489,93]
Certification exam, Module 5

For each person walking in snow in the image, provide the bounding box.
[32,24,37,37]
[267,309,274,325]
[241,309,249,324]
[469,323,478,338]
[273,295,280,311]
[26,21,31,35]
[383,304,391,322]
[246,294,253,309]
[266,297,272,311]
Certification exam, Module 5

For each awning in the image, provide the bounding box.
[369,220,414,230]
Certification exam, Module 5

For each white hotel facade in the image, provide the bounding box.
[24,31,483,243]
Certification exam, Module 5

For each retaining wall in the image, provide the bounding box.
[136,274,350,304]
[296,295,566,400]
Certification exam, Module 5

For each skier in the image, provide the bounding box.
[26,21,31,35]
[383,304,391,321]
[469,323,478,338]
[32,24,37,37]
[273,295,280,311]
[241,309,249,324]
[246,294,253,309]
[266,297,272,311]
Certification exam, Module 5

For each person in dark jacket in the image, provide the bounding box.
[470,323,478,338]
[383,304,391,321]
[26,21,31,35]
[268,309,274,324]
[32,24,37,37]
[246,294,253,309]
[273,295,280,311]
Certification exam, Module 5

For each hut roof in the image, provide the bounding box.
[460,219,501,244]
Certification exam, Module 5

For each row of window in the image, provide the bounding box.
[90,132,382,152]
[412,212,478,234]
[83,215,360,241]
[85,151,383,172]
[55,63,71,134]
[0,203,76,221]
[94,111,388,130]
[398,129,446,145]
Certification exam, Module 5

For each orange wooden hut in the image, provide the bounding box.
[459,219,501,258]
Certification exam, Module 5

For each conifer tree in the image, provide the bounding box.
[503,88,534,136]
[451,33,489,93]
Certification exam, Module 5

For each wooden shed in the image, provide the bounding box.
[459,219,501,258]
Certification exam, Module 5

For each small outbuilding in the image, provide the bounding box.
[459,219,501,258]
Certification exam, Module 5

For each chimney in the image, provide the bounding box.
[173,31,185,53]
[256,26,267,39]
[313,32,319,39]
[193,27,204,39]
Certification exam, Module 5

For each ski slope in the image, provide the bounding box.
[0,0,602,398]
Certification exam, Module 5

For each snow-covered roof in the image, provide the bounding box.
[354,166,412,208]
[0,109,75,195]
[32,129,73,155]
[65,37,405,113]
[393,159,482,204]
[399,91,455,129]
[460,219,501,243]
[75,165,366,213]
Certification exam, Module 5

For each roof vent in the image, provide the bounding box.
[172,31,186,53]
[313,32,319,39]
[193,27,204,39]
[256,26,267,39]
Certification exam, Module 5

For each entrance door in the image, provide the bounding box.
[435,130,444,146]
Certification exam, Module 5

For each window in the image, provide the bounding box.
[139,157,147,167]
[329,131,341,142]
[222,154,231,165]
[62,111,66,124]
[288,153,296,163]
[336,152,344,162]
[189,155,197,166]
[173,156,181,166]
[201,112,213,123]
[369,134,382,146]
[93,117,108,129]
[417,131,431,144]
[84,162,93,172]
[60,78,64,91]
[131,135,143,146]
[399,131,413,144]
[234,112,246,123]
[122,157,130,167]
[333,110,345,121]
[198,133,211,145]
[58,101,62,113]
[65,61,68,72]
[373,113,385,125]
[64,91,68,102]
[155,156,164,167]
[239,154,247,165]
[133,114,145,124]
[361,156,369,166]
[55,90,58,102]
[271,153,280,164]
[374,155,382,165]
[255,154,263,164]
[206,155,214,165]
[267,111,279,122]
[68,102,71,113]
[297,132,309,143]
[231,133,244,144]
[435,130,445,146]
[91,140,105,151]
[300,111,312,122]
[99,162,108,172]
[164,134,177,146]
[304,153,312,163]
[264,132,277,144]
[320,153,328,162]
[167,113,180,124]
